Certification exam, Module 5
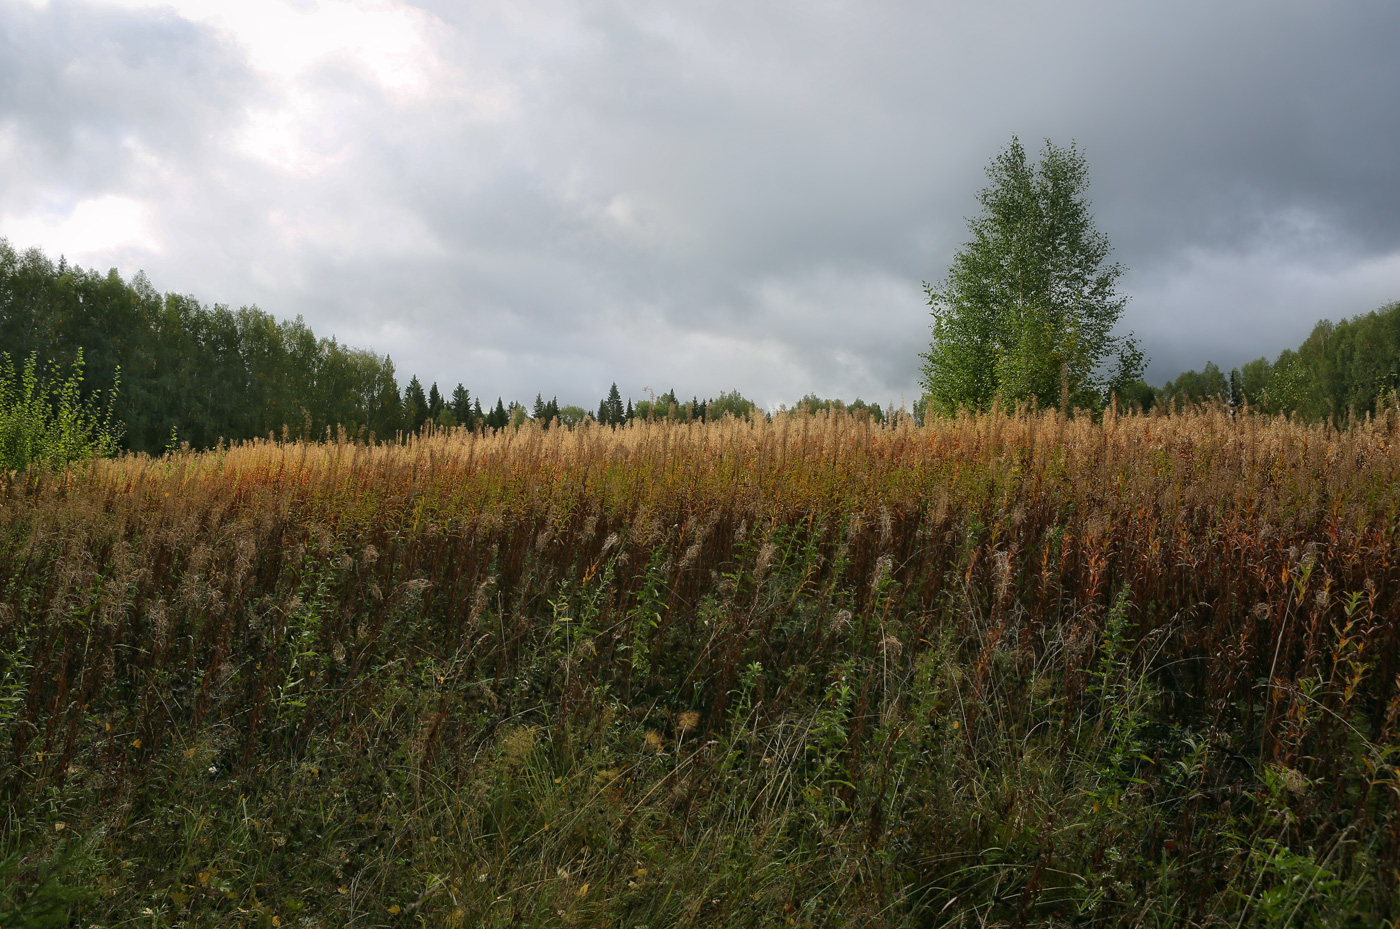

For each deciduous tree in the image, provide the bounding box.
[921,138,1143,414]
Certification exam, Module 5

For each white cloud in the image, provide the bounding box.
[1,194,161,259]
[91,0,448,97]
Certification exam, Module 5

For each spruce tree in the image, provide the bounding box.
[606,383,624,424]
[371,362,403,439]
[451,384,471,426]
[404,376,429,434]
[427,382,444,422]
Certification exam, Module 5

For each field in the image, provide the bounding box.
[2,409,1399,927]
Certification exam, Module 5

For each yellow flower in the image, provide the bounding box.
[388,904,401,915]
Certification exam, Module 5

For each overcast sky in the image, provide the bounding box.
[2,0,1398,409]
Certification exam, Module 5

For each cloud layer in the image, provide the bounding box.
[3,0,1398,407]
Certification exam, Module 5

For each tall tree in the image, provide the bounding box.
[487,397,508,431]
[427,382,444,422]
[404,376,429,434]
[370,358,404,439]
[450,384,472,427]
[606,383,624,424]
[921,138,1143,414]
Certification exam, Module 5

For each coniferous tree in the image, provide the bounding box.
[625,399,633,422]
[606,383,624,424]
[371,360,403,439]
[451,384,472,426]
[404,376,429,433]
[427,382,444,422]
[472,398,484,428]
[488,398,508,430]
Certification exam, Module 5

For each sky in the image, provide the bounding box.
[2,0,1398,411]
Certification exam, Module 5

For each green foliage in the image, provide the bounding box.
[1159,360,1229,408]
[450,383,475,429]
[0,239,408,451]
[1162,301,1400,420]
[1113,378,1157,412]
[790,394,885,423]
[0,349,122,472]
[922,137,1143,414]
[485,397,509,430]
[556,404,588,426]
[705,390,759,421]
[597,382,626,426]
[404,376,429,434]
[0,843,91,928]
[532,394,561,427]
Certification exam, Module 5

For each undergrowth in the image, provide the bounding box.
[1,408,1398,926]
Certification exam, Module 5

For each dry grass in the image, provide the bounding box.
[2,407,1398,926]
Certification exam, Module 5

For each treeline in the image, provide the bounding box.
[0,241,772,454]
[1,241,407,453]
[1154,300,1400,418]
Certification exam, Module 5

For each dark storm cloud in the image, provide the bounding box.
[2,0,1397,406]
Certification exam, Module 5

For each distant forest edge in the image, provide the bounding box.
[2,238,1398,454]
[1153,302,1400,418]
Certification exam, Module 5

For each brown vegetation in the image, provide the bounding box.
[2,408,1398,926]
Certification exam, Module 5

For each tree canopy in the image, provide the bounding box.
[1158,300,1400,419]
[921,138,1143,414]
[0,239,406,451]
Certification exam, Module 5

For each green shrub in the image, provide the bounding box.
[0,349,122,472]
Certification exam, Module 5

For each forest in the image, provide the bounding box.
[6,238,1400,458]
[0,240,782,455]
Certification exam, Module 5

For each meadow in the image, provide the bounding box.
[2,408,1398,927]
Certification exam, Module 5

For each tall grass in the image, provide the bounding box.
[1,407,1398,926]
